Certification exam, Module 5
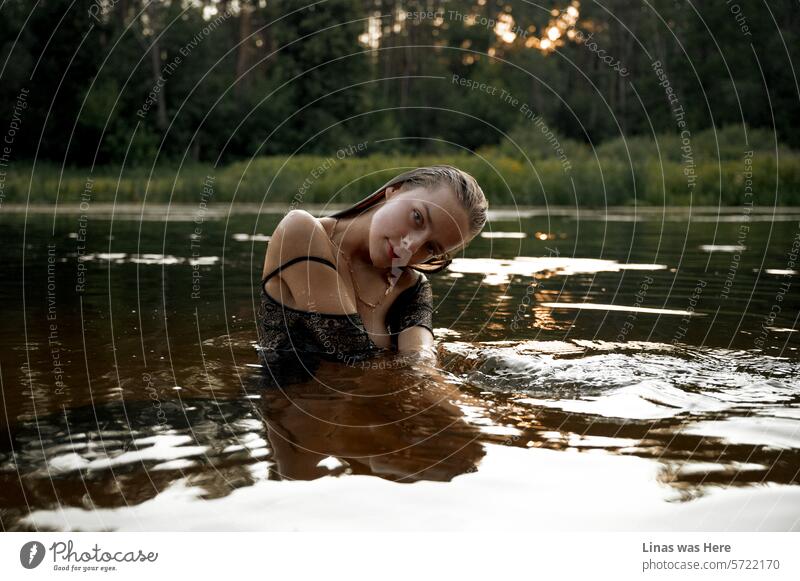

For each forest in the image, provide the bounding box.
[1,0,798,205]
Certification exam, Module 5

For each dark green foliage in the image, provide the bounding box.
[0,0,798,205]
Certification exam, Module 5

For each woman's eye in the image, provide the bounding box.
[413,209,423,225]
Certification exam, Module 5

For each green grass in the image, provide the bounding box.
[4,126,800,206]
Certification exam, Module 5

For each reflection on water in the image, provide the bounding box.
[449,256,667,285]
[3,339,798,530]
[1,206,799,530]
[480,231,526,238]
[540,302,699,316]
[74,252,221,265]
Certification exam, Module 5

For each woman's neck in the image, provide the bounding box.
[326,206,381,269]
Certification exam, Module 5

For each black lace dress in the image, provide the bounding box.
[256,256,433,386]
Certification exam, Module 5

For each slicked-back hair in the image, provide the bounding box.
[326,165,488,274]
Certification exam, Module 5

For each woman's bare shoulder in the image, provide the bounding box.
[268,210,335,263]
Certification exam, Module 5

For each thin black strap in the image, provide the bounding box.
[262,255,337,284]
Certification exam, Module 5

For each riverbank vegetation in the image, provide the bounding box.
[5,126,799,207]
[1,1,799,209]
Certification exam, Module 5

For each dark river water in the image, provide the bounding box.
[1,204,799,531]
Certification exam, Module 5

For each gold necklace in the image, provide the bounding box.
[329,218,391,310]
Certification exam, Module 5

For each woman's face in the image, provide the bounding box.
[368,183,473,269]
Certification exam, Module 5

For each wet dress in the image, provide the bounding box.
[256,255,434,386]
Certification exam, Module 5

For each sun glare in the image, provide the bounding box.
[533,0,581,53]
[494,13,518,44]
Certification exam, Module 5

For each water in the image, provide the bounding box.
[1,204,799,530]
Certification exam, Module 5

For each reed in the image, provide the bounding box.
[4,134,799,207]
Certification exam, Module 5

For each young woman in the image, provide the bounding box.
[256,165,488,381]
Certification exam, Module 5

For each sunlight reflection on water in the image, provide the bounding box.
[2,207,799,531]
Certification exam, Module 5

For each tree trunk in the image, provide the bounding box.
[235,2,254,99]
[145,2,168,130]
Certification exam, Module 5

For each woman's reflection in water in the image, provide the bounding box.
[256,353,486,482]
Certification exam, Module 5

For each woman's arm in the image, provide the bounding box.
[397,326,436,359]
[390,270,436,358]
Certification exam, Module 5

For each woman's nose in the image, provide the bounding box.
[407,232,427,255]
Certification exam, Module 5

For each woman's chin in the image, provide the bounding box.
[367,247,386,268]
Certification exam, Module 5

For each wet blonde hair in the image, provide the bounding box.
[327,165,488,273]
